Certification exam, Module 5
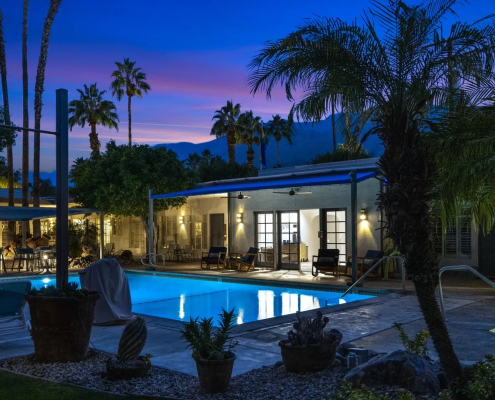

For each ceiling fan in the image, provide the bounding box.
[221,192,251,200]
[273,188,312,196]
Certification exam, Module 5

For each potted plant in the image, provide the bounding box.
[279,310,343,373]
[105,317,153,381]
[181,308,238,393]
[25,282,100,363]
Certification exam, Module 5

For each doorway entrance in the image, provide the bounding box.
[209,214,224,247]
[321,209,347,265]
[300,209,320,273]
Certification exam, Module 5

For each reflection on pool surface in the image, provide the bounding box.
[29,272,374,324]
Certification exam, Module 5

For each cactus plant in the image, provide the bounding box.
[287,310,342,346]
[117,317,148,362]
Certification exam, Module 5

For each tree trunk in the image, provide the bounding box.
[227,131,236,164]
[378,129,466,396]
[247,142,254,166]
[127,95,132,146]
[276,140,281,168]
[331,96,336,151]
[0,8,16,242]
[33,0,62,238]
[89,123,100,157]
[22,0,30,211]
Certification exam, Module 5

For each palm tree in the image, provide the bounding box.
[22,0,29,210]
[0,8,17,242]
[248,0,495,392]
[33,0,63,238]
[237,110,263,166]
[210,101,241,164]
[184,152,202,172]
[69,84,119,156]
[110,58,150,146]
[265,115,293,168]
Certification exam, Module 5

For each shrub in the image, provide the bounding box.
[287,310,342,346]
[439,355,495,400]
[28,282,93,298]
[180,308,237,360]
[393,322,430,358]
[121,250,133,260]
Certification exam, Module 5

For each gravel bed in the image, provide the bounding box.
[2,350,425,399]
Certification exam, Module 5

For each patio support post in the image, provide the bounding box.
[55,89,69,290]
[99,212,104,259]
[22,221,27,270]
[350,171,357,283]
[148,189,153,264]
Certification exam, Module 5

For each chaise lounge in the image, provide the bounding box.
[200,247,227,269]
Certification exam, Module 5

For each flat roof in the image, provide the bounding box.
[0,207,99,222]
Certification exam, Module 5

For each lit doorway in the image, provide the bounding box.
[300,209,320,273]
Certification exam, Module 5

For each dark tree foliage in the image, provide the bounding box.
[186,150,258,183]
[0,156,20,183]
[311,145,372,164]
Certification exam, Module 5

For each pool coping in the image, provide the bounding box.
[0,269,401,335]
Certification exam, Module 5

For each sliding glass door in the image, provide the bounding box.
[278,211,300,270]
[255,212,275,268]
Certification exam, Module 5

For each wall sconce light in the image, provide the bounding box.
[179,216,184,224]
[236,213,243,223]
[360,209,367,220]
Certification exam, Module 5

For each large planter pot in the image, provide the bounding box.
[279,339,339,373]
[25,293,100,363]
[105,356,151,381]
[194,351,236,393]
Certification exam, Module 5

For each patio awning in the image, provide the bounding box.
[151,170,376,199]
[0,207,99,221]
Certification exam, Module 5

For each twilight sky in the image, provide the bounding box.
[1,0,493,172]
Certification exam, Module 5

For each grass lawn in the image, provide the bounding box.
[0,369,170,400]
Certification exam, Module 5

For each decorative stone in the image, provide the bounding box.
[105,357,150,381]
[344,350,440,396]
[337,341,357,356]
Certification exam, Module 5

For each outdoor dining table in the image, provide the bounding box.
[35,248,54,274]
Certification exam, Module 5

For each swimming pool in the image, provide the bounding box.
[22,271,375,324]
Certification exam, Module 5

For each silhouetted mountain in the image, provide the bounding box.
[155,116,383,168]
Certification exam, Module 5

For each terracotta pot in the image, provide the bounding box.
[279,339,339,373]
[194,352,236,393]
[25,293,100,363]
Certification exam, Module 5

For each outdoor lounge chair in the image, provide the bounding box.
[312,249,340,277]
[0,280,31,330]
[229,247,259,272]
[201,247,227,269]
[346,250,385,278]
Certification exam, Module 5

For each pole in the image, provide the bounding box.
[350,171,357,283]
[55,89,69,290]
[99,212,104,259]
[148,189,154,265]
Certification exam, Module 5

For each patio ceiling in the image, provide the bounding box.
[0,207,99,222]
[151,170,377,199]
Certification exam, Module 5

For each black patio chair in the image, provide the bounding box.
[346,250,385,278]
[200,247,227,269]
[312,249,340,277]
[229,247,260,272]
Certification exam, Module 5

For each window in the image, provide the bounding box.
[112,217,123,236]
[95,218,111,245]
[256,213,274,264]
[129,219,145,248]
[434,215,472,258]
[1,222,8,247]
[326,209,346,263]
[188,214,207,249]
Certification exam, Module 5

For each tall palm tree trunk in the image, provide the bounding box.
[227,131,236,164]
[22,0,29,213]
[246,142,254,166]
[89,123,100,157]
[331,96,336,151]
[127,95,132,146]
[378,131,466,392]
[276,140,281,167]
[33,0,62,238]
[0,8,16,242]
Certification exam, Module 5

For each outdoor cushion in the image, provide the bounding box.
[318,257,335,264]
[209,253,219,258]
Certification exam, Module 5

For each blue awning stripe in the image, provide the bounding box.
[151,170,376,199]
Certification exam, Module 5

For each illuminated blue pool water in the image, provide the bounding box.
[27,272,375,324]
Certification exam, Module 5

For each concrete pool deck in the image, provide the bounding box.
[1,265,495,376]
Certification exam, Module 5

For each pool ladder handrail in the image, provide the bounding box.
[141,253,166,270]
[341,256,406,298]
[438,265,495,319]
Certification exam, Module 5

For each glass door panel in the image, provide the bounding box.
[325,209,346,263]
[256,212,274,266]
[279,211,300,270]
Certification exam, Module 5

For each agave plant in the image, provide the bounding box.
[180,308,238,360]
